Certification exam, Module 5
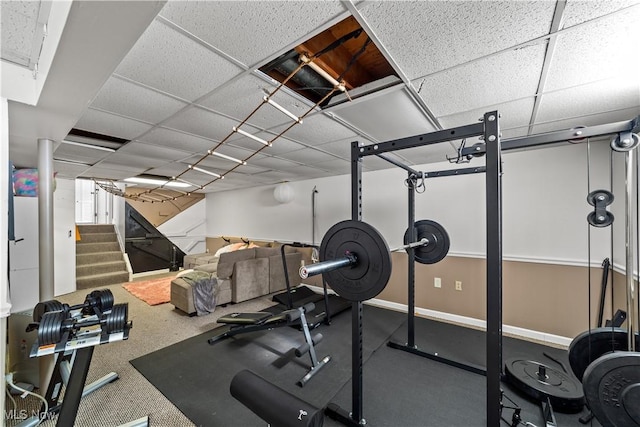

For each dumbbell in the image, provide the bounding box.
[33,289,115,322]
[37,303,129,346]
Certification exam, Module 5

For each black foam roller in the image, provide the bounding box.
[230,370,324,427]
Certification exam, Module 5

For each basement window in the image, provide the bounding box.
[259,16,400,108]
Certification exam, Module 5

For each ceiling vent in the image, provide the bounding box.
[259,16,400,108]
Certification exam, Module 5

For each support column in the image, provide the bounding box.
[38,138,55,301]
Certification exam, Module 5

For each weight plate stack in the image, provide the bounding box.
[33,300,65,322]
[37,311,65,346]
[105,303,128,334]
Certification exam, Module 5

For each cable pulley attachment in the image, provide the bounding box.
[586,189,615,227]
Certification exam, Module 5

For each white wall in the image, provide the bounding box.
[158,200,207,254]
[207,140,617,267]
[54,178,76,296]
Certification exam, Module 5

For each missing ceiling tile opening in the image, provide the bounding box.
[259,16,399,108]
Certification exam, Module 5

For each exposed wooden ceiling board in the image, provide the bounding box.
[537,78,640,125]
[269,113,357,145]
[356,0,555,79]
[114,19,243,102]
[532,106,640,135]
[438,98,536,141]
[328,87,437,142]
[159,0,346,67]
[89,77,188,124]
[163,106,257,142]
[75,109,153,140]
[562,1,640,29]
[198,74,309,129]
[138,127,216,153]
[414,44,546,118]
[545,7,640,91]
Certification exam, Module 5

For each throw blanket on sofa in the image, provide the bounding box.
[181,271,218,316]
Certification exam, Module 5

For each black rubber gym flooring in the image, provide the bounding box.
[131,305,599,427]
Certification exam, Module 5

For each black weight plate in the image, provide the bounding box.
[587,211,614,227]
[33,300,64,322]
[38,311,64,346]
[320,220,391,302]
[504,358,584,413]
[84,289,115,315]
[404,220,450,265]
[568,328,639,381]
[106,304,128,333]
[587,190,614,207]
[583,352,640,427]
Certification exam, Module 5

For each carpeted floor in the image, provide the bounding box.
[131,305,600,427]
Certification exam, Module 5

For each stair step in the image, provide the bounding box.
[76,252,123,265]
[76,242,121,254]
[76,260,127,277]
[77,232,118,244]
[76,224,115,235]
[76,271,130,290]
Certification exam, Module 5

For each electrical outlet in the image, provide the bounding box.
[434,277,441,288]
[455,281,462,291]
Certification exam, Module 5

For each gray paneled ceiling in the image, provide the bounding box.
[6,0,640,196]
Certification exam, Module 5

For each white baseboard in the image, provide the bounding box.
[132,268,170,279]
[303,284,572,348]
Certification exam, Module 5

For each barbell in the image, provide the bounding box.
[33,288,115,322]
[299,219,450,301]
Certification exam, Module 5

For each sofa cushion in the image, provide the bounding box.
[217,248,256,279]
[269,252,302,293]
[254,247,279,258]
[231,257,269,303]
[195,262,218,274]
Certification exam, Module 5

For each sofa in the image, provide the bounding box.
[171,244,302,315]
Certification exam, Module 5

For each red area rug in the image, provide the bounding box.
[122,276,175,306]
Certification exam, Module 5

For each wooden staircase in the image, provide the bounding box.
[76,224,129,290]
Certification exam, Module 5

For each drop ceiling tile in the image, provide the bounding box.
[414,44,546,117]
[537,78,640,124]
[114,20,242,101]
[145,162,192,178]
[545,8,640,91]
[53,161,90,178]
[328,88,436,142]
[532,106,640,134]
[138,127,216,153]
[250,156,302,171]
[159,1,346,66]
[438,98,536,140]
[562,1,640,28]
[383,145,458,169]
[163,106,256,142]
[83,164,147,181]
[198,74,310,128]
[262,136,306,156]
[313,159,351,174]
[284,164,334,179]
[356,0,555,78]
[54,144,112,165]
[270,113,356,146]
[279,147,339,165]
[315,137,373,159]
[75,109,153,140]
[116,141,192,161]
[89,77,188,124]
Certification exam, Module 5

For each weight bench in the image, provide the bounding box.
[208,303,331,387]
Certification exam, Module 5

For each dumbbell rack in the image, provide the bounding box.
[25,312,132,427]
